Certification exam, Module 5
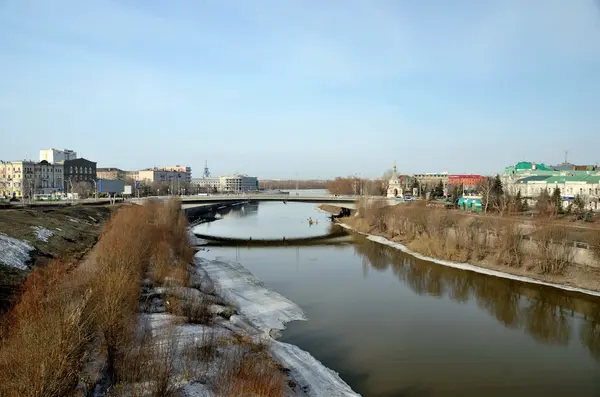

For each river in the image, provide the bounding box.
[194,200,600,397]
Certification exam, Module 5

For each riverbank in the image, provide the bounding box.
[0,199,358,396]
[322,202,600,295]
[0,205,115,311]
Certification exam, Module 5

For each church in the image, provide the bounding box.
[386,161,403,198]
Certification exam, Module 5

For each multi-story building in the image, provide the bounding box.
[0,160,63,197]
[97,167,126,180]
[158,165,192,182]
[502,161,600,195]
[191,177,221,192]
[39,148,77,163]
[63,158,97,192]
[413,172,449,189]
[219,175,259,193]
[137,168,189,185]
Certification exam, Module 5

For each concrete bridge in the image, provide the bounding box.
[178,194,360,209]
[193,229,351,247]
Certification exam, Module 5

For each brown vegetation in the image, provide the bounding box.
[0,199,195,396]
[0,198,293,396]
[345,200,598,280]
[216,338,288,397]
[326,177,385,196]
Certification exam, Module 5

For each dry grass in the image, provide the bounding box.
[216,340,287,397]
[0,198,195,396]
[534,225,575,274]
[349,200,592,275]
[0,260,94,397]
[167,293,213,325]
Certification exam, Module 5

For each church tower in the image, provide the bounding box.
[387,161,402,198]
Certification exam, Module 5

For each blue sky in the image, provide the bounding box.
[1,0,599,179]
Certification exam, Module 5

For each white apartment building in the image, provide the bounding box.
[40,148,77,163]
[219,175,259,193]
[0,160,64,197]
[191,177,221,192]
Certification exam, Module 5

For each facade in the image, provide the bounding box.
[387,162,403,198]
[219,175,259,193]
[513,174,600,210]
[39,148,77,163]
[97,167,126,180]
[137,168,189,185]
[64,158,97,192]
[413,172,449,188]
[191,177,221,192]
[158,165,192,182]
[449,174,484,188]
[502,161,600,196]
[0,160,64,197]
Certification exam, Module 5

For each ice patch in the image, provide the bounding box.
[338,223,600,298]
[271,340,361,397]
[0,233,34,270]
[31,226,54,242]
[197,257,306,334]
[195,256,361,397]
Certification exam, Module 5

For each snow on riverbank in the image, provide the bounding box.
[337,223,600,298]
[0,233,34,270]
[195,256,362,397]
[31,226,54,242]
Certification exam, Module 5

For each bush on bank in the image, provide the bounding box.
[346,199,599,276]
[0,199,288,397]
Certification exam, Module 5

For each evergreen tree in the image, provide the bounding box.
[492,174,504,196]
[434,180,444,198]
[515,191,524,212]
[551,187,563,215]
[535,188,552,216]
[573,194,586,218]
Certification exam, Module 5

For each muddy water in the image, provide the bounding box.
[194,201,600,397]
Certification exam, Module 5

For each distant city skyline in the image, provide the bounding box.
[1,1,599,179]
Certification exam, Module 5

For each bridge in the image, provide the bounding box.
[179,194,359,208]
[193,229,352,247]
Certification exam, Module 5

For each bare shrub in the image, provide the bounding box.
[496,222,524,267]
[216,343,287,397]
[591,232,600,264]
[167,293,213,325]
[182,328,219,380]
[110,322,179,397]
[534,225,574,274]
[0,261,94,397]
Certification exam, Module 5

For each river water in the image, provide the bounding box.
[194,201,600,397]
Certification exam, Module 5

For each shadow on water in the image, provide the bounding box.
[352,235,600,362]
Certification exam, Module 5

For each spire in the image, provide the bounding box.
[393,161,396,171]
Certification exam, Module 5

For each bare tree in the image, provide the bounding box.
[477,177,493,213]
[73,181,92,198]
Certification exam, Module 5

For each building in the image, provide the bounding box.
[515,175,600,198]
[191,177,221,192]
[0,160,64,197]
[449,174,484,188]
[219,175,259,193]
[137,168,190,186]
[97,167,126,180]
[502,161,600,196]
[158,165,192,182]
[387,162,403,198]
[39,148,77,163]
[413,172,449,188]
[63,158,97,192]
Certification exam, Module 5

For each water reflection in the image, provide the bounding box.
[352,236,600,361]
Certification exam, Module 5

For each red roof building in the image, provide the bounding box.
[449,174,484,187]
